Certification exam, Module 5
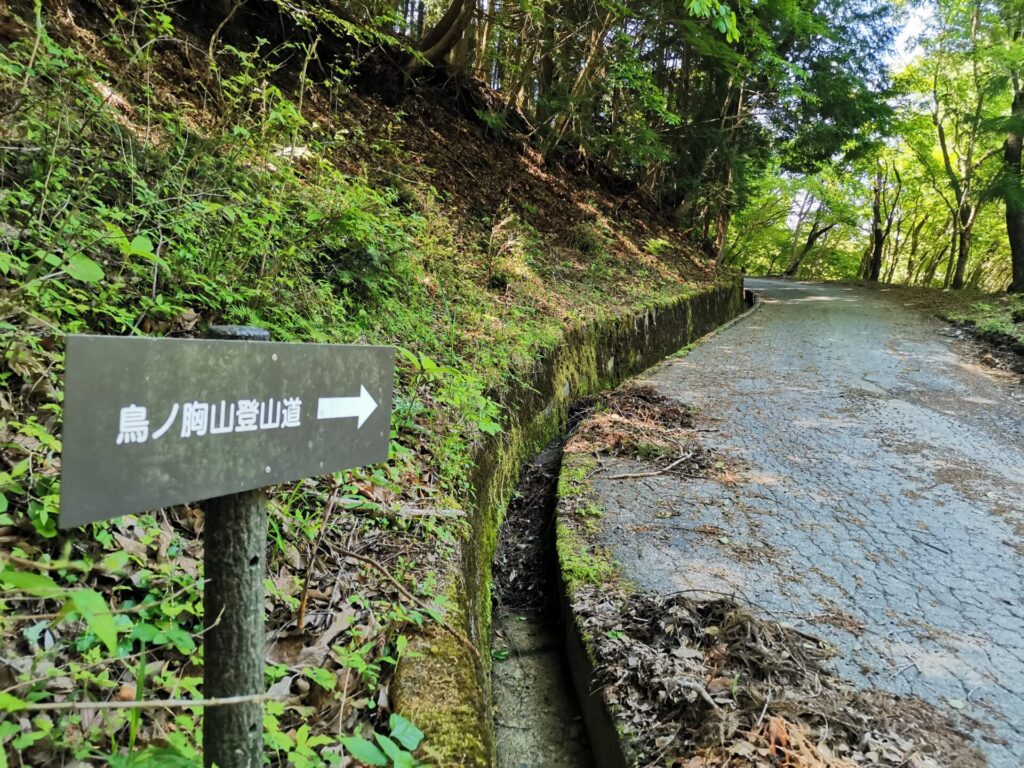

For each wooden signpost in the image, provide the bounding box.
[60,327,395,767]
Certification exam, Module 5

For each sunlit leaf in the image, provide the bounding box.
[341,736,388,766]
[129,234,169,269]
[389,713,424,751]
[64,253,104,283]
[304,667,335,691]
[69,588,119,654]
[0,693,27,713]
[374,734,414,768]
[0,568,63,598]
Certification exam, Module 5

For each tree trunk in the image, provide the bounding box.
[473,0,494,79]
[905,214,928,284]
[407,0,476,74]
[923,241,948,286]
[868,171,884,282]
[785,220,836,277]
[1005,85,1024,291]
[714,158,735,264]
[951,205,974,289]
[536,2,557,124]
[714,205,731,265]
[786,193,813,272]
[548,10,616,149]
[943,223,958,287]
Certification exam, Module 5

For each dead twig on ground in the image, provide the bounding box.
[14,691,282,712]
[336,546,481,659]
[606,454,693,480]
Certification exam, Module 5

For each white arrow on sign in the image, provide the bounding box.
[316,386,378,429]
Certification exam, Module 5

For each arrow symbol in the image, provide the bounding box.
[316,386,378,429]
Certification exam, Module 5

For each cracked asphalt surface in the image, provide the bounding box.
[593,279,1024,767]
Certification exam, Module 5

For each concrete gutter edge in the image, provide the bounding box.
[553,286,762,767]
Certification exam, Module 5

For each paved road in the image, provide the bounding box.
[594,279,1024,766]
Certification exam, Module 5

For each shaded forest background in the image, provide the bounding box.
[258,0,1024,292]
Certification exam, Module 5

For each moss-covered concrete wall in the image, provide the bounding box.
[392,279,745,766]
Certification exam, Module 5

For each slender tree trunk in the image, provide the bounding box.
[786,193,813,272]
[923,242,948,286]
[473,0,494,78]
[884,212,905,283]
[869,171,884,282]
[536,2,557,124]
[968,251,989,287]
[943,223,958,287]
[785,220,836,277]
[952,205,975,289]
[1005,83,1024,291]
[905,215,928,284]
[548,10,615,148]
[859,245,872,281]
[415,0,425,36]
[714,206,731,264]
[714,157,735,264]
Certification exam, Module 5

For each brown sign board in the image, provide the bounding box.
[59,336,394,528]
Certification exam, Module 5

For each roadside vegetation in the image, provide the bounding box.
[882,286,1024,364]
[727,1,1024,297]
[0,3,726,764]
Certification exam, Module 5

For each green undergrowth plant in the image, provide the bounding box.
[395,348,501,497]
[961,299,1024,339]
[340,713,425,768]
[896,288,1024,349]
[0,10,470,765]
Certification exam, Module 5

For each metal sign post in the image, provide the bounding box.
[59,328,395,768]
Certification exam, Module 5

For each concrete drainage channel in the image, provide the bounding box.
[486,288,759,767]
[391,281,747,766]
[491,442,592,767]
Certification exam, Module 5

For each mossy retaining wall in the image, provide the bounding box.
[391,279,745,766]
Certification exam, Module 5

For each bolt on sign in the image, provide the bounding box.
[59,336,394,527]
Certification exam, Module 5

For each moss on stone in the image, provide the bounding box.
[557,454,598,499]
[391,582,489,766]
[556,520,617,590]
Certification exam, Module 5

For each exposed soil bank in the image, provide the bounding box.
[391,280,746,765]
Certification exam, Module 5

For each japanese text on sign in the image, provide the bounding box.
[116,397,302,445]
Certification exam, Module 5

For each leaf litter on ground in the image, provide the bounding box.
[566,385,719,478]
[574,585,986,768]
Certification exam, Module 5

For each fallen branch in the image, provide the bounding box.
[606,454,694,480]
[208,0,247,63]
[336,546,481,660]
[12,691,283,713]
[397,506,466,519]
